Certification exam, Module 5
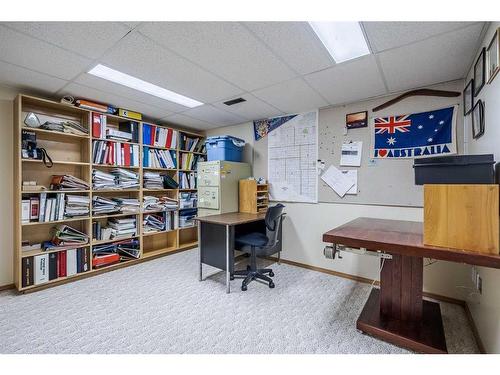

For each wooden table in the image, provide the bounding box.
[195,212,267,293]
[323,217,500,353]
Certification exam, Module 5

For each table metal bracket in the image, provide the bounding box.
[324,244,392,260]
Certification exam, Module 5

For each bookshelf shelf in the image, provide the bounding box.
[23,159,90,166]
[22,127,90,140]
[22,217,91,226]
[14,94,205,292]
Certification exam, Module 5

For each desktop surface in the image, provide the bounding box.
[195,211,266,225]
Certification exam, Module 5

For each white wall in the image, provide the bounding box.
[206,82,471,301]
[463,22,500,354]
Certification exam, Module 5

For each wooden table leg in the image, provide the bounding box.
[356,254,448,353]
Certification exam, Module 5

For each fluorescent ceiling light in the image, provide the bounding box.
[309,22,370,63]
[88,64,203,108]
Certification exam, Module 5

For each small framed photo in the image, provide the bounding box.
[474,48,486,96]
[463,79,474,116]
[472,100,484,139]
[346,111,368,129]
[487,28,500,84]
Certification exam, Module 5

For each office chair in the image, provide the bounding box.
[232,204,285,291]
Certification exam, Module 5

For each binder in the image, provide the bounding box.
[48,252,58,280]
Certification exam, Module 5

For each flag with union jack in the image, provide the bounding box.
[373,106,457,158]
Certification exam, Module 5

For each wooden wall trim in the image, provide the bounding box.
[0,283,14,291]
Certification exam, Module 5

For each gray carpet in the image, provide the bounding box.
[0,249,478,354]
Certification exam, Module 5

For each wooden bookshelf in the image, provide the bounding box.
[13,94,206,292]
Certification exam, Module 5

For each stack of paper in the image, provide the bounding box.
[51,224,89,246]
[320,165,357,198]
[112,197,140,213]
[64,195,90,217]
[143,172,163,189]
[108,217,136,239]
[143,214,166,232]
[92,170,117,190]
[50,175,90,190]
[92,238,140,260]
[112,168,139,189]
[143,195,178,211]
[92,196,120,215]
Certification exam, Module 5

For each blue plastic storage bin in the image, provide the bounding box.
[205,135,245,162]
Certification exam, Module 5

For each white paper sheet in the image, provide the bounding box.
[340,141,363,167]
[341,170,358,195]
[320,165,354,198]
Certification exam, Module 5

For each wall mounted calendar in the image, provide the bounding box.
[267,110,318,203]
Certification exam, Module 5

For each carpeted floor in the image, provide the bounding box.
[0,249,479,354]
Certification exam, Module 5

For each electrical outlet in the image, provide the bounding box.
[477,274,483,294]
[471,266,477,285]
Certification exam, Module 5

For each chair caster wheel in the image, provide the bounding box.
[269,282,275,288]
[230,275,235,280]
[269,271,274,277]
[241,285,248,291]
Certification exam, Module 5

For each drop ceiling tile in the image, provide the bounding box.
[101,32,243,104]
[378,23,484,92]
[74,73,188,113]
[362,21,480,52]
[212,94,283,121]
[0,25,91,80]
[304,55,387,105]
[3,22,132,59]
[181,105,247,127]
[138,22,297,91]
[243,22,334,74]
[162,113,217,130]
[0,61,68,94]
[60,83,173,120]
[252,78,329,114]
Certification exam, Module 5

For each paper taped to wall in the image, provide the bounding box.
[320,165,354,198]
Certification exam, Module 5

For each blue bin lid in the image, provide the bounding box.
[206,135,245,147]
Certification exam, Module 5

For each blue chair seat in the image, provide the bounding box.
[235,232,269,247]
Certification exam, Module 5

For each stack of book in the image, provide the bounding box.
[112,197,140,213]
[112,168,139,189]
[143,147,177,169]
[142,124,177,149]
[92,140,140,167]
[92,196,120,215]
[92,238,140,269]
[179,172,196,189]
[108,217,137,239]
[143,214,166,233]
[92,221,113,241]
[92,169,117,190]
[40,119,88,136]
[179,192,197,209]
[64,195,90,217]
[92,113,140,142]
[51,224,90,246]
[179,153,203,170]
[143,172,163,189]
[143,195,178,211]
[50,175,89,190]
[180,134,202,152]
[21,247,90,287]
[179,208,197,228]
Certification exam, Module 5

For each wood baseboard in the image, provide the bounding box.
[266,255,486,353]
[0,283,14,291]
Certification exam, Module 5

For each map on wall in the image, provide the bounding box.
[268,110,318,203]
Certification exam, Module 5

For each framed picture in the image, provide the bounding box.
[487,28,500,84]
[346,111,368,129]
[474,48,486,96]
[463,79,474,116]
[472,100,484,139]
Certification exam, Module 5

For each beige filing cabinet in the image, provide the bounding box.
[197,161,251,217]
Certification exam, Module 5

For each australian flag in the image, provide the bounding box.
[373,106,456,158]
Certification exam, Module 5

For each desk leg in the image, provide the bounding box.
[226,224,230,294]
[356,254,447,354]
[198,222,202,282]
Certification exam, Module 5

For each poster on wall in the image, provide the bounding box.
[268,110,318,203]
[253,114,298,141]
[372,106,457,159]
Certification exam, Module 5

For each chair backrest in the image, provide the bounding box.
[264,204,285,247]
